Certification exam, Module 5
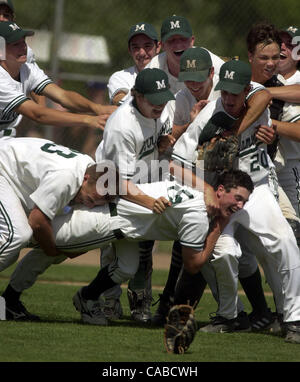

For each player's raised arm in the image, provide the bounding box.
[41,83,117,116]
[15,99,109,131]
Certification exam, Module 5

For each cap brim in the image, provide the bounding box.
[215,81,246,95]
[178,69,210,83]
[7,29,35,44]
[128,31,158,43]
[144,90,175,105]
[162,31,191,43]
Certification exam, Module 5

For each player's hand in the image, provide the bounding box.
[204,184,220,217]
[87,114,110,131]
[212,214,230,233]
[152,196,172,214]
[190,100,210,122]
[158,134,176,154]
[94,104,117,115]
[255,124,277,144]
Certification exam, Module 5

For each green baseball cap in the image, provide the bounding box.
[178,47,212,82]
[0,0,14,13]
[134,68,175,105]
[279,26,300,44]
[128,22,158,44]
[0,21,34,43]
[161,15,192,43]
[215,60,251,95]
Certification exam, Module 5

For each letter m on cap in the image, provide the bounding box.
[224,70,235,80]
[135,24,145,32]
[186,59,196,68]
[9,23,20,31]
[156,80,166,89]
[170,20,180,29]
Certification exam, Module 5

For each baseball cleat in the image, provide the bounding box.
[5,299,40,321]
[285,321,300,344]
[199,314,236,333]
[127,288,152,323]
[103,298,123,320]
[199,312,251,333]
[73,288,108,325]
[249,308,277,331]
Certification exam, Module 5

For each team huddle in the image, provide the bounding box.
[1,0,300,353]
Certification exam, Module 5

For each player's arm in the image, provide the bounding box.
[267,84,300,103]
[182,216,229,274]
[236,89,272,135]
[120,179,171,214]
[15,99,109,131]
[271,119,300,142]
[41,83,117,116]
[28,206,60,257]
[169,160,220,217]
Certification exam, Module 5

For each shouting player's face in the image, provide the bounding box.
[217,185,250,218]
[278,33,300,77]
[162,35,194,69]
[136,94,167,119]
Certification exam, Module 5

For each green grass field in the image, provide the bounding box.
[0,260,299,364]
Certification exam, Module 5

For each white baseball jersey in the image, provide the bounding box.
[146,48,224,95]
[27,46,36,64]
[173,73,221,126]
[276,71,300,161]
[52,180,208,252]
[96,98,174,183]
[107,65,138,104]
[0,137,94,219]
[172,90,272,185]
[0,62,52,138]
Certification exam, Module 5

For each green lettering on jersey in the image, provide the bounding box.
[41,143,78,158]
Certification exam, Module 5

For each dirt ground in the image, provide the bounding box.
[19,248,171,270]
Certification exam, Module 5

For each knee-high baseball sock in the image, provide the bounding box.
[81,265,117,300]
[128,240,153,291]
[2,284,21,303]
[161,241,182,299]
[239,267,269,313]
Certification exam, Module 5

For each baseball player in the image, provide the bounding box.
[146,15,224,95]
[0,0,46,107]
[152,47,274,327]
[171,59,300,344]
[3,169,253,325]
[0,137,115,320]
[108,22,160,106]
[0,21,116,139]
[96,67,176,323]
[269,26,300,218]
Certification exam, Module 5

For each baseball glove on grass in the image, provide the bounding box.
[198,135,239,172]
[164,304,198,354]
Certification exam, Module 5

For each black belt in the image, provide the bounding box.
[109,202,125,240]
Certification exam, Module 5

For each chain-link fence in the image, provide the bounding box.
[12,0,300,157]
